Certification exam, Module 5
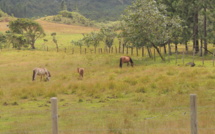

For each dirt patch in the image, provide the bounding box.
[0,19,98,34]
[36,19,99,34]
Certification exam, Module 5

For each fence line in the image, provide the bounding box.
[2,46,215,66]
[49,94,200,134]
[2,94,215,134]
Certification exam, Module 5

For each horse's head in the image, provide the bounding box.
[131,62,134,67]
[45,77,50,81]
[45,71,51,81]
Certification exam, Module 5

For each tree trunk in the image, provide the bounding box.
[142,47,144,57]
[193,10,199,54]
[200,39,203,56]
[204,6,208,55]
[146,46,152,58]
[136,47,138,56]
[152,44,165,61]
[185,42,188,52]
[122,43,125,54]
[31,43,35,49]
[168,42,172,55]
[118,39,121,53]
[175,43,178,53]
[163,45,167,54]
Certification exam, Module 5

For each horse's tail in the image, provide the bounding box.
[32,70,36,81]
[119,57,122,68]
[129,57,134,67]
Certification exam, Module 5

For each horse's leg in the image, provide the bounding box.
[127,62,129,66]
[33,72,37,81]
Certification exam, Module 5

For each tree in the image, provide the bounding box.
[0,32,7,49]
[158,0,215,55]
[71,39,84,54]
[121,0,182,61]
[82,32,103,53]
[51,33,59,49]
[100,27,117,53]
[8,18,45,49]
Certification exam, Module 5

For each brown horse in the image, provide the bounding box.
[32,68,51,81]
[119,56,134,68]
[77,68,84,79]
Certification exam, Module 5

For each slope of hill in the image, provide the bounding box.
[0,18,98,34]
[36,19,98,34]
[0,0,132,21]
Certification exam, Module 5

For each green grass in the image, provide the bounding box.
[1,21,215,133]
[0,49,215,134]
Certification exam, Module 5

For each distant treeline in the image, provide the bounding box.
[0,0,132,21]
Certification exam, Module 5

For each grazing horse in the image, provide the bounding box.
[77,68,84,79]
[32,68,51,81]
[119,56,134,68]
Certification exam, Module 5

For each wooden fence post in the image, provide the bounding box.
[182,51,185,65]
[213,52,215,67]
[190,94,198,134]
[72,48,74,54]
[51,97,58,134]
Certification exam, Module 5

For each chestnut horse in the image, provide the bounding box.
[77,68,84,79]
[119,56,134,68]
[32,68,51,81]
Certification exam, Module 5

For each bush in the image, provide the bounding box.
[49,11,94,26]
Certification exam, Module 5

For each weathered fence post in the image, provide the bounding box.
[142,47,144,57]
[213,52,215,67]
[202,52,204,66]
[84,48,87,54]
[190,94,198,134]
[72,48,74,54]
[51,97,58,134]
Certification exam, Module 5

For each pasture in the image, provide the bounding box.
[1,20,215,134]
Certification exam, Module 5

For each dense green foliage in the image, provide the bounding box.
[156,0,215,54]
[120,0,182,60]
[44,10,94,26]
[0,9,15,22]
[8,18,45,49]
[0,0,132,21]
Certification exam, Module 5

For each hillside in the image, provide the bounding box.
[0,18,98,34]
[0,0,132,21]
[36,19,98,34]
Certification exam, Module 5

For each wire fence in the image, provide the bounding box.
[1,95,215,134]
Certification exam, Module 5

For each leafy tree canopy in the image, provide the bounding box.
[8,18,45,49]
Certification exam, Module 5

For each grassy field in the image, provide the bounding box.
[1,20,215,134]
